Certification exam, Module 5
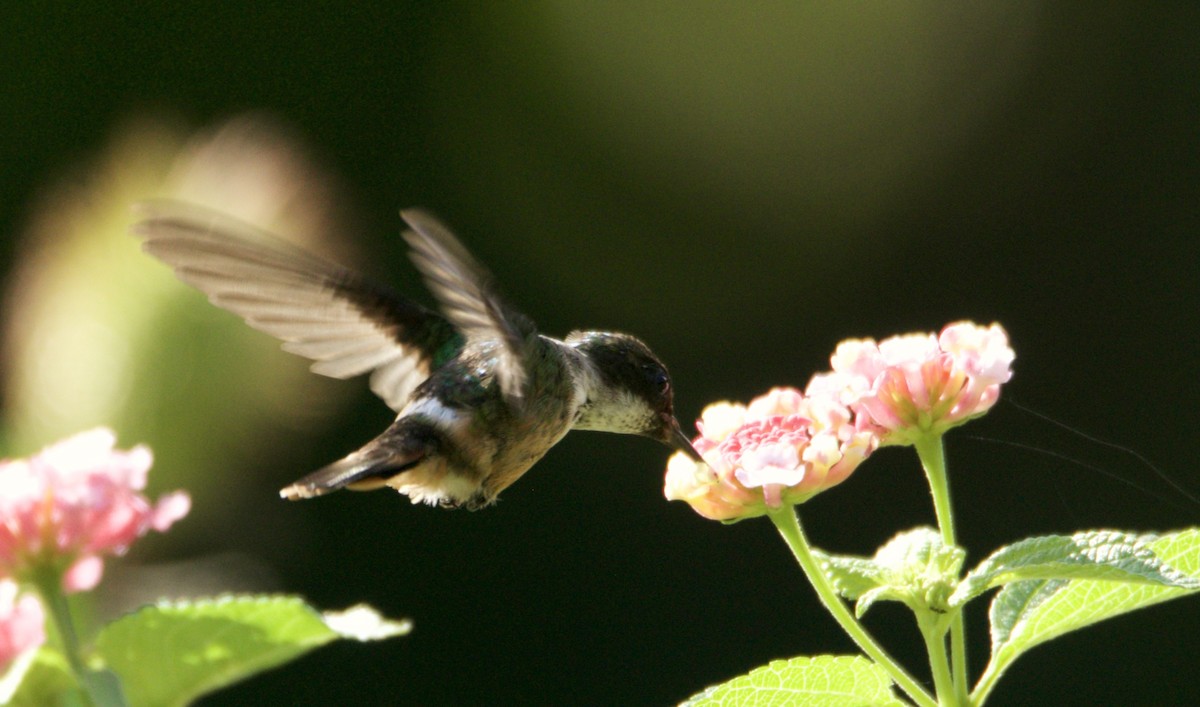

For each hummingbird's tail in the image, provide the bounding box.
[279,430,434,500]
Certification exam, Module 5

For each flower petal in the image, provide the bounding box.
[151,491,192,532]
[63,555,105,592]
[0,580,45,670]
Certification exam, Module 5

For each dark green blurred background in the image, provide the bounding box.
[2,3,1198,705]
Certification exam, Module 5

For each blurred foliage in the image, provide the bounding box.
[1,117,361,548]
[1,2,1198,705]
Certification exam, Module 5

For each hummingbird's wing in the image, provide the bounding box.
[132,200,462,411]
[400,209,536,405]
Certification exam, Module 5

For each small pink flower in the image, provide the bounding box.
[745,387,805,417]
[0,580,44,671]
[664,453,761,522]
[693,402,747,457]
[724,415,811,501]
[0,429,190,592]
[818,321,1014,445]
[938,322,1015,384]
[665,389,877,521]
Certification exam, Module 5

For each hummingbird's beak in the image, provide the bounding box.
[662,414,704,461]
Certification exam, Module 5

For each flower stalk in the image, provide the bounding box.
[913,433,969,705]
[913,435,955,547]
[28,564,84,678]
[916,611,956,706]
[768,507,937,707]
[27,563,130,707]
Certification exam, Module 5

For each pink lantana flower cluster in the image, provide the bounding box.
[666,321,1014,521]
[665,388,877,522]
[0,428,190,593]
[812,321,1014,446]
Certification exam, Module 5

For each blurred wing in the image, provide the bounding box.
[401,209,536,404]
[132,200,461,411]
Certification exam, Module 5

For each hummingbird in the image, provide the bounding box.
[132,201,701,510]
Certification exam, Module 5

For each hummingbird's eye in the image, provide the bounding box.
[653,370,670,394]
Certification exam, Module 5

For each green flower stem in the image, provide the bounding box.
[768,507,936,707]
[29,564,86,679]
[913,434,969,706]
[948,617,968,705]
[28,565,125,707]
[913,435,955,547]
[916,612,956,706]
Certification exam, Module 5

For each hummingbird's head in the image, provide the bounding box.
[567,331,702,460]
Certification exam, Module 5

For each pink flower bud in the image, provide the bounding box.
[0,428,190,592]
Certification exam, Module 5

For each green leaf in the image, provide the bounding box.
[853,587,904,619]
[812,552,887,601]
[1,648,74,707]
[815,527,964,616]
[951,530,1199,607]
[973,528,1200,703]
[93,594,411,707]
[681,655,904,707]
[79,667,129,707]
